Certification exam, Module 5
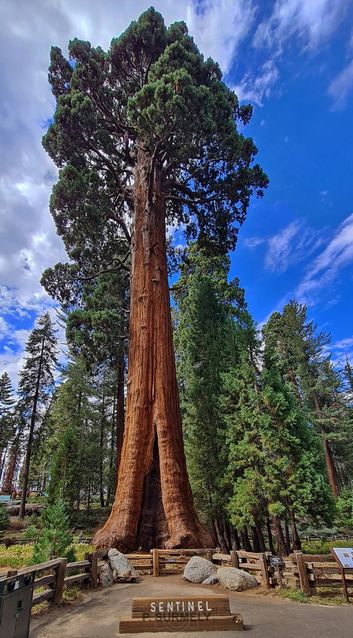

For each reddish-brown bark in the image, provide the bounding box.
[94,149,212,551]
[115,354,125,483]
[2,442,19,494]
[313,392,339,498]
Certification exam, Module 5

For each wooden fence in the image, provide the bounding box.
[0,547,351,611]
[0,556,92,608]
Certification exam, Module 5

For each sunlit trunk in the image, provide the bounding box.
[94,148,211,550]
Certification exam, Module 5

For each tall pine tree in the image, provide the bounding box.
[18,312,57,518]
[0,372,16,482]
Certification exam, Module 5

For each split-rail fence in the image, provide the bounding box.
[0,547,351,614]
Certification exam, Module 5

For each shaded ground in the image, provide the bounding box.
[30,575,353,638]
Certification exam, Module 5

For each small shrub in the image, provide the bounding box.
[302,539,353,555]
[278,588,309,603]
[0,505,9,532]
[23,524,39,540]
[63,586,83,603]
[31,499,76,564]
[0,544,33,569]
[8,517,26,531]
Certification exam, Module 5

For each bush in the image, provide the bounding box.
[23,524,39,540]
[335,489,353,528]
[0,544,33,569]
[8,517,26,531]
[0,505,9,532]
[302,539,353,555]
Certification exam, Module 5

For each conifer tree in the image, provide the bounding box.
[18,312,58,518]
[0,372,16,480]
[43,8,267,549]
[48,359,92,510]
[223,320,334,554]
[32,498,75,563]
[263,301,351,498]
[174,245,245,550]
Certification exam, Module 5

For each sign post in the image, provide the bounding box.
[119,595,244,633]
[331,547,353,602]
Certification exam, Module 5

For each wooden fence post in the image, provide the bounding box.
[259,553,270,590]
[152,549,159,577]
[6,569,17,577]
[295,552,311,596]
[205,549,213,562]
[230,550,239,568]
[54,558,67,604]
[88,552,98,589]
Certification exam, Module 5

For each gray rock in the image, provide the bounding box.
[183,556,217,584]
[98,561,114,587]
[202,574,219,585]
[108,548,140,582]
[217,566,258,591]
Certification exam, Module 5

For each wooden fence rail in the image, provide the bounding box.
[0,555,92,608]
[0,547,351,611]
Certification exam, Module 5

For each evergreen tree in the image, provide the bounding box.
[223,322,334,554]
[174,245,247,550]
[43,7,267,550]
[174,254,227,546]
[32,498,75,563]
[0,372,16,481]
[18,312,58,518]
[48,359,92,510]
[263,301,352,498]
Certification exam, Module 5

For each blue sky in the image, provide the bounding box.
[1,0,353,385]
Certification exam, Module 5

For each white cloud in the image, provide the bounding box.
[0,0,258,379]
[328,59,353,110]
[245,0,352,105]
[244,236,265,248]
[254,0,350,51]
[296,212,353,303]
[186,0,255,72]
[234,59,279,106]
[245,219,326,273]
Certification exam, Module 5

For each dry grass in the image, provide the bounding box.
[8,517,28,531]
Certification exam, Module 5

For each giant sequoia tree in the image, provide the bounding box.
[43,9,267,550]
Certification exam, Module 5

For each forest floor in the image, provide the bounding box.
[29,574,353,638]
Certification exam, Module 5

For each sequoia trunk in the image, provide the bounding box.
[94,148,211,551]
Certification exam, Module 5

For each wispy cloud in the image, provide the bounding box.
[328,59,353,110]
[254,0,350,52]
[243,0,352,105]
[330,335,353,368]
[244,236,265,248]
[296,212,353,304]
[234,59,279,106]
[187,0,255,73]
[245,219,327,273]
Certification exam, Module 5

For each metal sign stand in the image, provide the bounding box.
[331,548,353,603]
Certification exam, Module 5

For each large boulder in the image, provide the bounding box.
[108,549,140,582]
[183,556,217,584]
[98,561,114,587]
[217,566,258,591]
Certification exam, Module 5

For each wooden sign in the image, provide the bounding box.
[119,595,244,633]
[331,548,353,602]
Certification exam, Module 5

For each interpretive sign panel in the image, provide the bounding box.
[331,547,353,569]
[331,548,353,602]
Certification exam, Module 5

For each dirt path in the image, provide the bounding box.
[30,575,353,638]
